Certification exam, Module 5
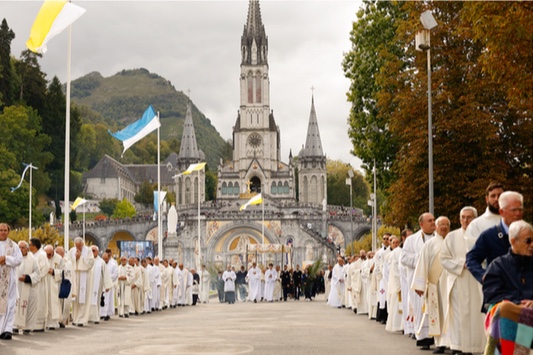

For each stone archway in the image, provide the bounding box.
[250,176,261,193]
[107,230,135,259]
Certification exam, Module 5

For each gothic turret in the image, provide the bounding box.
[241,0,268,65]
[301,95,324,158]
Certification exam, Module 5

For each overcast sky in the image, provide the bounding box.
[2,0,363,172]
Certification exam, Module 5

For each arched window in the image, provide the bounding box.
[256,73,261,103]
[222,182,227,195]
[271,181,277,195]
[247,74,253,103]
[234,182,240,195]
[284,181,289,194]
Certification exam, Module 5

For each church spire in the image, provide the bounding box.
[302,95,324,157]
[178,97,200,160]
[241,0,268,65]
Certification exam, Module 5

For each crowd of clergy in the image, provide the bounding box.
[0,232,212,340]
[325,184,532,355]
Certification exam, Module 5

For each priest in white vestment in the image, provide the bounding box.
[43,245,64,329]
[385,237,403,332]
[68,237,94,327]
[464,182,503,240]
[14,241,40,334]
[222,265,237,304]
[400,213,435,349]
[117,257,134,318]
[363,252,377,319]
[160,260,171,309]
[0,223,22,340]
[349,256,362,312]
[440,207,486,354]
[264,263,277,302]
[343,258,352,309]
[354,250,368,315]
[273,265,282,301]
[374,235,391,323]
[177,264,191,306]
[130,259,143,315]
[171,262,179,307]
[412,216,450,352]
[88,246,112,323]
[199,264,210,303]
[28,238,49,331]
[141,259,152,313]
[247,262,261,303]
[100,252,118,320]
[399,229,414,337]
[152,257,163,310]
[324,265,332,300]
[327,258,345,308]
[54,246,75,328]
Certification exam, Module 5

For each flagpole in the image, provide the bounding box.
[262,194,265,266]
[157,112,162,258]
[197,167,201,268]
[82,202,85,242]
[29,163,33,241]
[63,25,72,250]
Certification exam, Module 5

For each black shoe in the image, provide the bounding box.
[124,314,129,318]
[77,324,84,327]
[104,316,110,321]
[59,323,65,328]
[253,299,257,303]
[23,330,30,335]
[0,332,12,340]
[33,329,45,332]
[94,322,99,325]
[433,347,446,354]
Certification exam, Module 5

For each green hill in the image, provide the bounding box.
[71,68,231,169]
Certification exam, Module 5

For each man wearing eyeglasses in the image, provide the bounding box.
[0,223,22,340]
[482,220,533,308]
[466,191,524,284]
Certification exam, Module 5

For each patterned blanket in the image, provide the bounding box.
[485,301,533,355]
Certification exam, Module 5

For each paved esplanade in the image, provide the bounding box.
[1,295,416,354]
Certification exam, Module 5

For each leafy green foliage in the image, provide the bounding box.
[112,198,136,219]
[99,198,119,218]
[326,159,370,213]
[135,180,155,208]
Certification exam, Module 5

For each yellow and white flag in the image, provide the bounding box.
[26,0,86,54]
[182,162,206,175]
[71,197,87,210]
[240,194,263,211]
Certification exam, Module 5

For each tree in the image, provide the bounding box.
[134,180,154,208]
[205,169,217,202]
[9,223,72,249]
[0,19,16,108]
[326,160,370,213]
[99,198,119,218]
[14,49,47,111]
[113,198,136,219]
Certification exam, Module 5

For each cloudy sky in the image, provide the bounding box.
[2,0,364,171]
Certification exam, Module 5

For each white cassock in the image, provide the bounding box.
[223,270,236,303]
[264,268,277,302]
[131,265,143,314]
[68,245,94,326]
[385,247,403,332]
[32,249,49,330]
[464,207,501,240]
[352,259,367,314]
[400,230,433,341]
[186,270,193,305]
[324,269,332,300]
[151,264,162,310]
[199,269,210,303]
[60,257,75,325]
[172,267,179,306]
[15,252,40,331]
[177,268,191,305]
[374,246,391,310]
[399,252,414,335]
[160,265,170,308]
[363,258,377,319]
[247,267,261,302]
[412,234,448,347]
[349,260,361,310]
[88,256,113,322]
[45,253,64,328]
[343,263,352,308]
[327,263,344,308]
[143,265,152,312]
[274,270,282,301]
[0,238,22,335]
[101,258,118,318]
[439,228,486,353]
[117,264,134,316]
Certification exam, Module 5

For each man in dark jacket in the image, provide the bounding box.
[483,220,533,308]
[467,191,524,283]
[281,265,292,301]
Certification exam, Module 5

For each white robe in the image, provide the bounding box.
[399,252,414,335]
[412,234,448,347]
[327,263,344,307]
[15,253,40,331]
[375,246,391,309]
[59,258,75,325]
[247,267,261,301]
[439,228,486,353]
[363,258,377,319]
[199,269,210,303]
[464,207,500,241]
[67,245,94,325]
[0,239,22,334]
[32,249,49,330]
[385,248,403,332]
[117,264,134,316]
[89,257,112,322]
[223,270,236,292]
[400,230,434,341]
[45,253,64,328]
[343,263,352,308]
[101,258,118,318]
[171,267,179,306]
[264,269,277,301]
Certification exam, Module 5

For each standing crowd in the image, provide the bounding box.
[325,183,532,355]
[0,231,211,340]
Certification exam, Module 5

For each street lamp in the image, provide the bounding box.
[415,10,437,215]
[346,169,354,244]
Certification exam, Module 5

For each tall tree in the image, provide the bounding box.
[0,19,16,108]
[14,49,47,114]
[326,160,370,213]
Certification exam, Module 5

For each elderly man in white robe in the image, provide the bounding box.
[131,258,143,315]
[88,246,112,324]
[327,258,345,308]
[100,251,118,321]
[412,216,451,353]
[385,236,403,333]
[199,264,210,303]
[0,223,22,340]
[374,234,391,324]
[264,263,277,302]
[177,263,191,307]
[171,261,180,308]
[14,241,40,335]
[141,259,152,313]
[28,238,48,332]
[399,229,414,337]
[43,244,64,330]
[343,257,353,309]
[152,257,163,310]
[223,265,237,304]
[117,257,134,318]
[160,259,172,309]
[55,246,74,328]
[68,237,95,327]
[247,262,262,303]
[400,212,436,349]
[440,207,486,355]
[363,252,377,319]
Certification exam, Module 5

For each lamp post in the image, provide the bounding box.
[416,10,438,215]
[346,169,354,244]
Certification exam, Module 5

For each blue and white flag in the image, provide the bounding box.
[153,191,168,212]
[11,163,38,192]
[109,105,160,156]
